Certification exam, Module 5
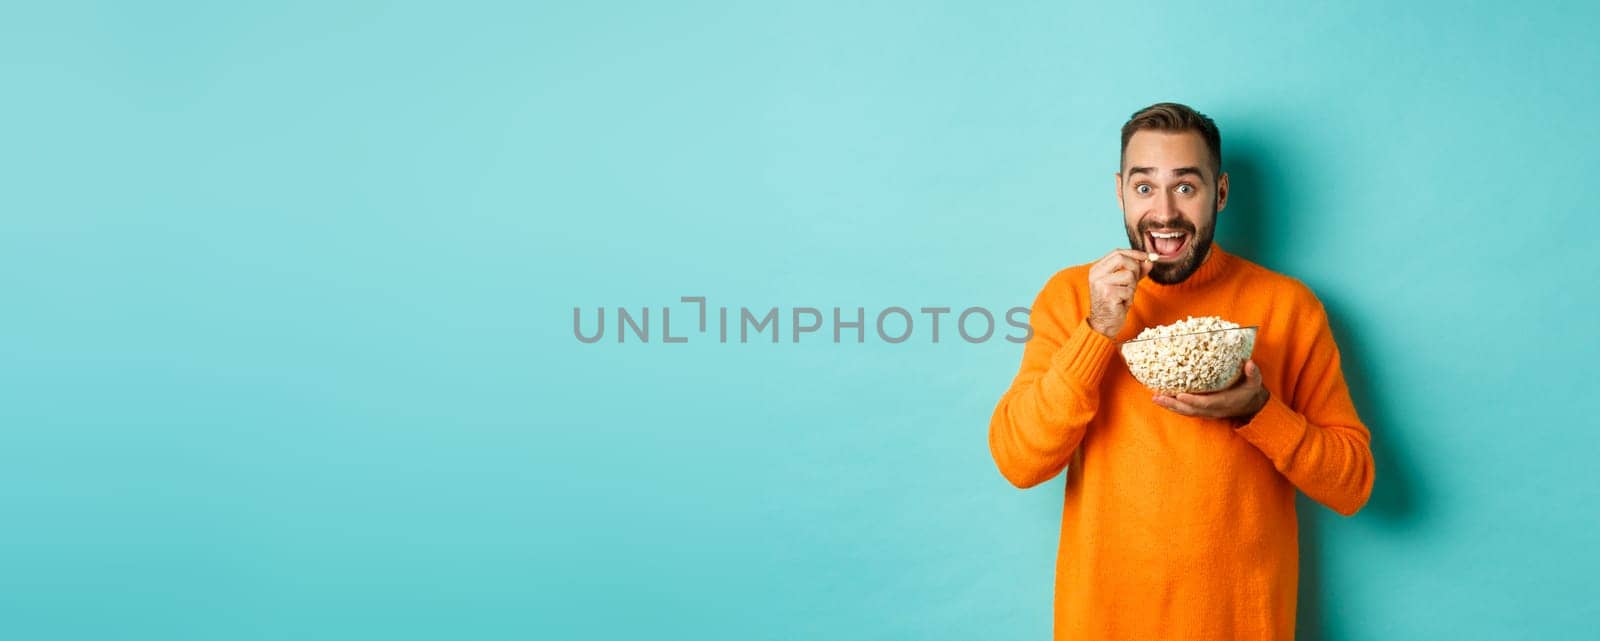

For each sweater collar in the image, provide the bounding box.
[1147,242,1231,293]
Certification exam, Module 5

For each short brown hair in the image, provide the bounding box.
[1120,102,1222,177]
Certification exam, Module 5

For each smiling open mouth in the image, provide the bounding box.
[1146,230,1189,259]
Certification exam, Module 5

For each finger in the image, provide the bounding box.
[1102,284,1134,302]
[1098,250,1154,274]
[1135,257,1153,281]
[1153,395,1205,417]
[1109,291,1133,310]
[1223,360,1262,391]
[1111,248,1161,264]
[1095,255,1143,278]
[1116,253,1155,277]
[1103,268,1138,288]
[1117,250,1160,281]
[1173,391,1221,409]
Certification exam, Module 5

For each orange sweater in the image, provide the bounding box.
[989,244,1374,641]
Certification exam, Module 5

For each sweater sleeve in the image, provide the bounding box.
[1234,296,1376,516]
[988,273,1117,489]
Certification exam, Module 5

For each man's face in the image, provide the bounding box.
[1116,130,1229,285]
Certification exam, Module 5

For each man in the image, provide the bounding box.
[988,102,1375,641]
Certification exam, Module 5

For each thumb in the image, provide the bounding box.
[1244,360,1260,381]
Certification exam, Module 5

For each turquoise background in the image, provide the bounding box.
[3,2,1596,640]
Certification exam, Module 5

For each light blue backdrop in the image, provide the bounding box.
[3,2,1595,640]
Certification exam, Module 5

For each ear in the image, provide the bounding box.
[1215,171,1230,212]
[1114,172,1125,211]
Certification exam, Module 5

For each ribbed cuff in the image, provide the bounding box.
[1047,319,1117,391]
[1234,394,1309,466]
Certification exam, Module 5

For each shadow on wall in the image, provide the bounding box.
[1213,135,1279,269]
[1219,131,1427,641]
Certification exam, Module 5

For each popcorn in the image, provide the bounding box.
[1120,316,1257,395]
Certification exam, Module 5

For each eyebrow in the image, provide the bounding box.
[1127,166,1208,180]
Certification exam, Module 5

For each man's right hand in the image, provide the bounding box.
[1087,249,1157,338]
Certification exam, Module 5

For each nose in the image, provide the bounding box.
[1151,190,1181,225]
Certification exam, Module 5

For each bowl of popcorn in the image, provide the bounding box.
[1119,316,1258,395]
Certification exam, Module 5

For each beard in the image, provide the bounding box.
[1124,211,1216,285]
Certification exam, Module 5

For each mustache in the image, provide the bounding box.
[1138,220,1197,235]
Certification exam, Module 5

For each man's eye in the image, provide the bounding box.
[1177,184,1195,195]
[1136,184,1152,195]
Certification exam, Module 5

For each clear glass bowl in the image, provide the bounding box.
[1119,325,1259,394]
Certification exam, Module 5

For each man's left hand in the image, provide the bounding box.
[1153,360,1270,421]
